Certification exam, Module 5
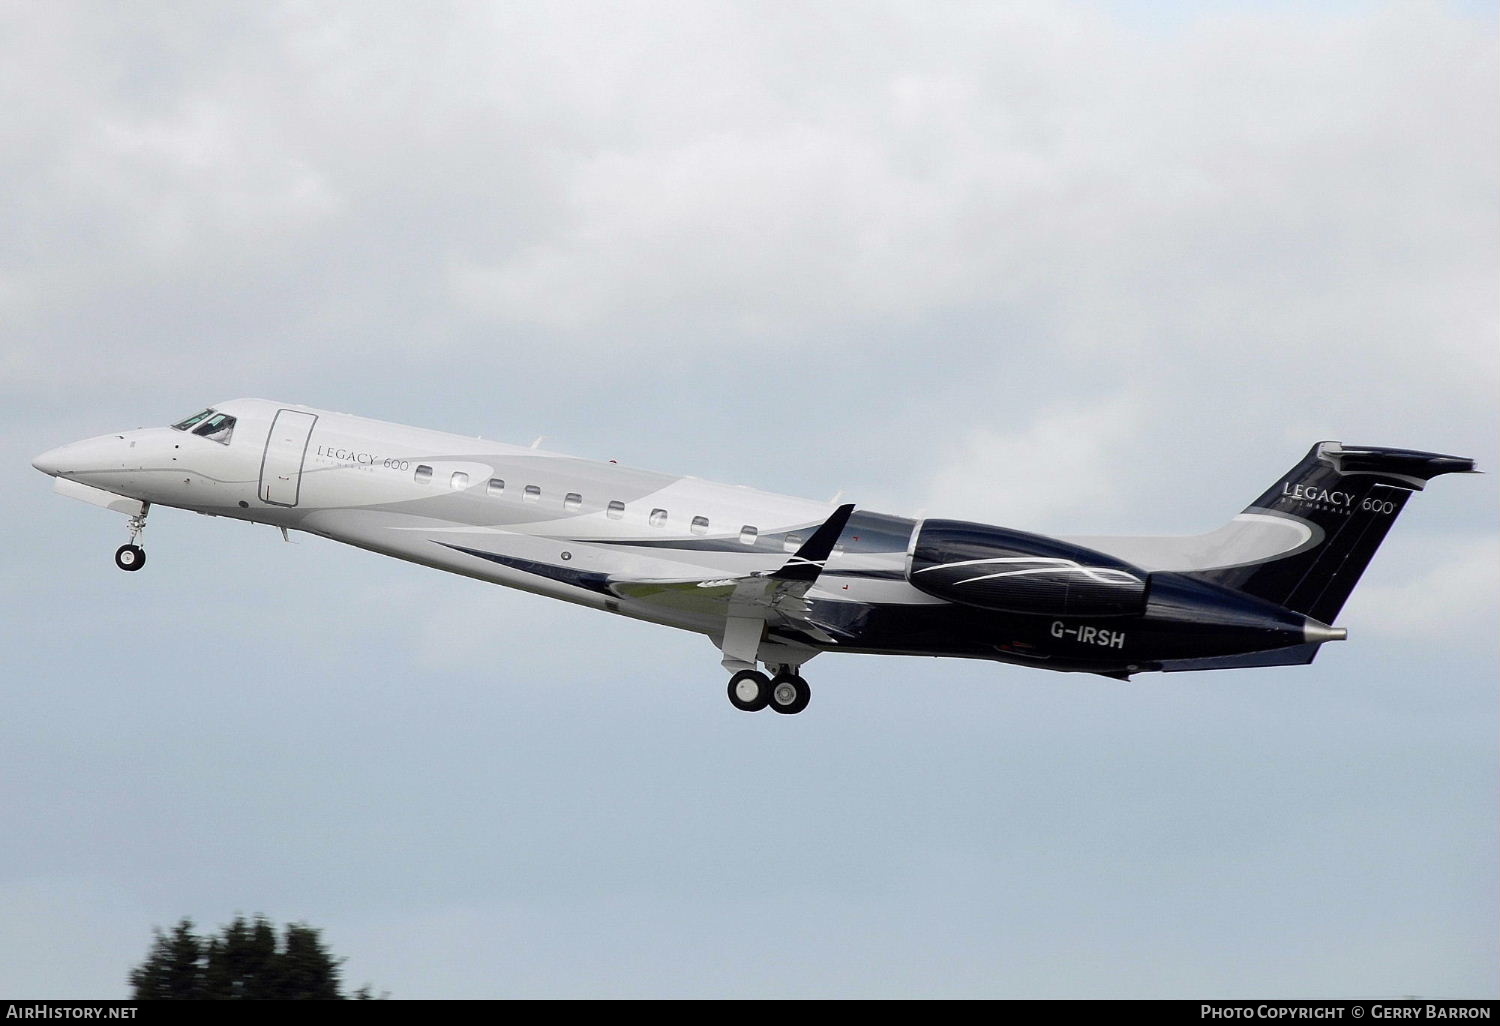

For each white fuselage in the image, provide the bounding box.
[32,399,936,661]
[38,399,1393,692]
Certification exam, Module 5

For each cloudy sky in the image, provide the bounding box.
[2,0,1496,999]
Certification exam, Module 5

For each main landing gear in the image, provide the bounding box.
[727,667,811,715]
[113,505,150,572]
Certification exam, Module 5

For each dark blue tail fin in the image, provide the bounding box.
[1189,443,1475,624]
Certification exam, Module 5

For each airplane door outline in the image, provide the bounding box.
[258,409,318,507]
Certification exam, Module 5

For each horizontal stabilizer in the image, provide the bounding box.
[1159,643,1321,673]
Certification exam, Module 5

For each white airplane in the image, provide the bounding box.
[33,399,1475,714]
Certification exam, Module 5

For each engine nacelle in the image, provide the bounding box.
[908,519,1148,617]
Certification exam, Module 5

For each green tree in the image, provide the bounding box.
[128,919,205,999]
[129,916,374,1000]
[278,922,342,1000]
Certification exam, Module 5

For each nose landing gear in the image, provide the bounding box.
[727,666,810,714]
[113,504,150,572]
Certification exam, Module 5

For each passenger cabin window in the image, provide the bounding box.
[487,479,505,496]
[450,471,469,490]
[691,516,709,535]
[649,508,668,528]
[783,533,802,553]
[740,525,758,545]
[524,485,541,503]
[414,465,433,484]
[192,413,236,445]
[606,500,625,520]
[564,492,582,511]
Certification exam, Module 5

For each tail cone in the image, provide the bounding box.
[1303,620,1348,644]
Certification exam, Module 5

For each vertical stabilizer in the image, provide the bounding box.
[1189,442,1475,624]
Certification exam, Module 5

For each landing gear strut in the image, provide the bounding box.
[114,504,150,572]
[727,666,810,714]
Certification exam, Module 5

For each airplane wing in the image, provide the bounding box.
[607,503,857,667]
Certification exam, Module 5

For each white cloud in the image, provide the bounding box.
[1347,532,1500,649]
[429,4,1498,379]
[920,395,1146,530]
[5,1,1490,414]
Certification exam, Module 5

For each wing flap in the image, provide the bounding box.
[608,504,858,663]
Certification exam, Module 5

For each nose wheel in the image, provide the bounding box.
[114,504,150,572]
[114,544,146,571]
[727,667,810,714]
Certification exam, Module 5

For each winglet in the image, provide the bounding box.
[770,503,855,583]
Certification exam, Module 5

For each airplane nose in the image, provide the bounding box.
[31,436,124,478]
[32,445,70,476]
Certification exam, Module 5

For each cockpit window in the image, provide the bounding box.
[172,409,216,431]
[192,413,236,445]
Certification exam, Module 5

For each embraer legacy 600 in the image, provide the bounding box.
[33,400,1475,714]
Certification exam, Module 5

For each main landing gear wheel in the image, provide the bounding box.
[114,544,146,572]
[768,673,811,715]
[728,670,772,712]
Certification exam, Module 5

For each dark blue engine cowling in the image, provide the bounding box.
[908,520,1148,617]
